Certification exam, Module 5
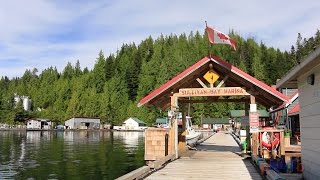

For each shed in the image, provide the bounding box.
[276,46,320,179]
[27,118,52,130]
[155,118,168,127]
[65,117,100,130]
[201,117,230,129]
[123,117,146,128]
[230,110,269,118]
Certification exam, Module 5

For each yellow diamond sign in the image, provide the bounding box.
[203,71,219,84]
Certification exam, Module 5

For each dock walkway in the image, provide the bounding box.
[145,131,262,180]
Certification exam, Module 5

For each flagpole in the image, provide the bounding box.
[205,21,212,59]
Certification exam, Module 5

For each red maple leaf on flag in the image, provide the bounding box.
[217,32,229,40]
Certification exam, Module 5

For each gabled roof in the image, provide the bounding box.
[230,110,269,117]
[289,104,300,116]
[127,117,146,125]
[138,55,289,109]
[276,46,320,88]
[270,90,299,113]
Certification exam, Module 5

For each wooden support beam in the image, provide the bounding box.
[196,78,208,88]
[179,104,187,154]
[250,95,256,104]
[216,75,229,88]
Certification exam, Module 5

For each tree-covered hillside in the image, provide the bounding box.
[1,30,320,126]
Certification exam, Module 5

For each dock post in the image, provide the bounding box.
[165,133,169,156]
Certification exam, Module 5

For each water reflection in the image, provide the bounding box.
[0,130,145,180]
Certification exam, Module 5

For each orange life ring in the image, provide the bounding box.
[260,127,280,150]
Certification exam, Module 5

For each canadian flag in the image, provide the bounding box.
[206,25,236,50]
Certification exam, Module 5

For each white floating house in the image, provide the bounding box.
[65,117,100,130]
[276,47,320,179]
[27,119,52,130]
[114,117,147,131]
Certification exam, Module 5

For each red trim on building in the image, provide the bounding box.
[138,55,289,107]
[271,90,299,112]
[289,104,300,115]
[210,55,289,101]
[138,56,210,106]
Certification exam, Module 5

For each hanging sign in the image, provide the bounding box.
[249,112,259,133]
[178,87,249,97]
[203,70,219,84]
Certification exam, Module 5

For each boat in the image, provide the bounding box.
[184,116,202,147]
[167,112,202,147]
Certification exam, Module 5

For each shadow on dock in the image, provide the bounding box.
[145,131,263,180]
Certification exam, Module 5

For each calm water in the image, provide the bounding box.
[0,130,145,180]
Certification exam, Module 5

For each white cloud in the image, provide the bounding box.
[0,0,319,78]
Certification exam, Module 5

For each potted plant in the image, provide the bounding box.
[285,129,291,137]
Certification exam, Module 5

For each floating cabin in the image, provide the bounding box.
[230,109,270,129]
[275,46,320,179]
[201,117,230,130]
[64,117,100,130]
[26,118,52,130]
[113,117,147,131]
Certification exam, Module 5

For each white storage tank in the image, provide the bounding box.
[22,96,31,111]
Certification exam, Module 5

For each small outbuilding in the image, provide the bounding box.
[201,117,230,131]
[154,118,169,128]
[114,117,147,131]
[65,117,100,130]
[27,119,52,130]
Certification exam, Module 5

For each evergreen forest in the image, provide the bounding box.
[1,30,320,126]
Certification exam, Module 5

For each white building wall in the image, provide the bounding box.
[27,120,41,129]
[297,63,320,179]
[65,118,75,129]
[123,118,139,130]
[64,118,100,129]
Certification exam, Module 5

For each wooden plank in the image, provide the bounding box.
[285,152,301,157]
[216,75,229,88]
[266,170,285,180]
[280,131,285,155]
[196,78,208,88]
[285,145,301,152]
[301,127,320,140]
[148,154,176,169]
[300,114,320,128]
[115,166,150,180]
[300,102,320,119]
[146,131,262,180]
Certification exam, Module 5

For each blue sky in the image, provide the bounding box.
[0,0,319,78]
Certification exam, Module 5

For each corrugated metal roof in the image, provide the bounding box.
[230,110,269,117]
[156,118,168,124]
[202,117,229,124]
[130,117,146,125]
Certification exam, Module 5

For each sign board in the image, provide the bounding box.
[249,112,259,127]
[178,87,249,97]
[249,112,259,133]
[203,71,219,84]
[250,126,259,133]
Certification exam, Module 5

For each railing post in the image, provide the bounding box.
[165,133,169,156]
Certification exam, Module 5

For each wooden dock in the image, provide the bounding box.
[145,131,262,180]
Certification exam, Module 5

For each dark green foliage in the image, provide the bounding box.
[1,29,320,125]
